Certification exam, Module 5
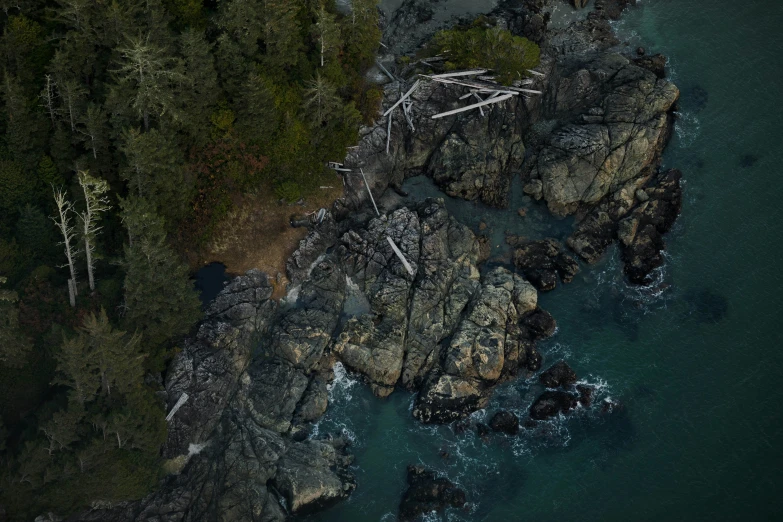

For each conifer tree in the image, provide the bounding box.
[303,73,340,124]
[120,198,201,362]
[53,331,98,406]
[77,103,107,161]
[263,0,305,69]
[313,1,341,68]
[179,28,219,144]
[0,276,33,368]
[119,128,191,224]
[113,34,185,130]
[15,204,55,262]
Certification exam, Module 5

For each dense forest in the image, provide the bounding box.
[0,0,380,518]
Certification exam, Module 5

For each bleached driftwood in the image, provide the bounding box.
[386,236,415,276]
[166,392,189,422]
[428,76,519,96]
[527,69,546,77]
[431,93,514,119]
[386,111,392,154]
[403,98,415,131]
[360,168,380,216]
[376,60,396,82]
[383,80,421,117]
[472,93,485,116]
[427,69,488,79]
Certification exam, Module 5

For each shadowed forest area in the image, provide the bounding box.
[0,0,380,518]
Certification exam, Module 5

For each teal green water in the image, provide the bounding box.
[307,1,783,520]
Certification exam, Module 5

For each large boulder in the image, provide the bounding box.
[529,390,579,420]
[539,360,578,388]
[489,410,520,435]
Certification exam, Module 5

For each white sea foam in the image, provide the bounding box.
[327,361,359,403]
[674,111,701,148]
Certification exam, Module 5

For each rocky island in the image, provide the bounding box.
[67,0,683,520]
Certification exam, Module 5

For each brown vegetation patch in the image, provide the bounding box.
[186,177,344,299]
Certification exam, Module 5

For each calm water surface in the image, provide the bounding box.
[306,1,783,520]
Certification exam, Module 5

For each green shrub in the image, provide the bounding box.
[274,180,302,203]
[430,24,541,85]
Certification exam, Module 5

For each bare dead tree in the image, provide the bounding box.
[77,171,111,291]
[40,74,57,125]
[51,186,80,306]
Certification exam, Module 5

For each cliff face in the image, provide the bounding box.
[69,1,683,520]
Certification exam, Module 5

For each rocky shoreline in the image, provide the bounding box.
[67,0,683,520]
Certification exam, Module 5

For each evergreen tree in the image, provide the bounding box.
[15,204,56,262]
[218,0,264,57]
[3,74,46,171]
[76,103,108,162]
[312,1,341,68]
[0,276,33,368]
[263,0,305,69]
[236,72,280,143]
[178,28,219,144]
[53,331,98,406]
[113,34,185,130]
[79,309,144,398]
[302,73,341,124]
[0,159,35,214]
[120,198,201,364]
[119,128,192,224]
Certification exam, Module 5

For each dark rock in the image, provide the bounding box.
[633,53,667,79]
[399,466,466,522]
[621,169,683,284]
[489,410,520,435]
[529,390,579,420]
[636,46,645,56]
[539,361,578,388]
[577,384,594,407]
[476,422,491,438]
[572,0,590,8]
[521,309,557,340]
[512,238,580,291]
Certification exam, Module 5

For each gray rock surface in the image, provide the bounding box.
[413,267,546,423]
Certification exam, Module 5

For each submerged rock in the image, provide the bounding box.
[399,465,466,522]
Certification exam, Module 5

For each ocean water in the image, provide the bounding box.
[305,1,783,520]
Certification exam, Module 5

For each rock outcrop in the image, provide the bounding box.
[398,465,467,522]
[489,410,521,435]
[413,266,547,423]
[509,238,580,291]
